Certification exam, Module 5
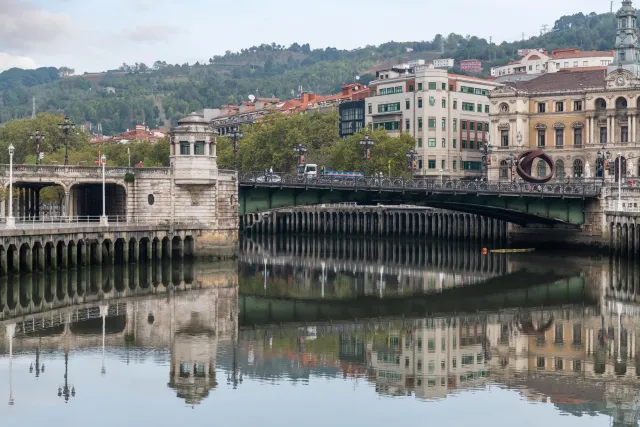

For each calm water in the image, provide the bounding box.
[0,236,638,426]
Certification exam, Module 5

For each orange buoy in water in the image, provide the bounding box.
[481,248,488,255]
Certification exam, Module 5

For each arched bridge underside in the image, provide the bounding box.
[238,178,600,226]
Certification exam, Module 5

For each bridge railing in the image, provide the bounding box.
[0,165,237,180]
[239,171,602,197]
[0,215,206,228]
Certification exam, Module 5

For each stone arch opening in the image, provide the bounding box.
[152,237,161,260]
[19,243,31,273]
[6,278,17,310]
[11,182,66,221]
[556,159,565,179]
[172,236,183,258]
[89,241,100,265]
[162,237,171,259]
[7,244,18,275]
[115,238,126,264]
[19,277,30,308]
[102,239,113,264]
[71,183,127,221]
[56,241,66,268]
[140,237,151,262]
[616,96,628,109]
[76,240,85,266]
[184,236,195,258]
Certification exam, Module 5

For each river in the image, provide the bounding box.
[0,236,637,426]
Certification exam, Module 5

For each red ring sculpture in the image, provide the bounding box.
[516,149,555,184]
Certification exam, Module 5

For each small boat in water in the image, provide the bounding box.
[489,248,536,254]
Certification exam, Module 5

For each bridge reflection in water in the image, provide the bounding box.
[0,243,639,426]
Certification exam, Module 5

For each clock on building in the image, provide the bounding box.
[616,76,626,86]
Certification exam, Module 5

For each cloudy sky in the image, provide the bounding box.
[0,0,617,73]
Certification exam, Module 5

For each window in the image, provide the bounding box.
[573,360,582,372]
[469,140,475,149]
[462,161,482,170]
[428,361,434,374]
[428,159,436,169]
[418,159,423,169]
[449,84,454,91]
[428,138,436,147]
[452,357,457,368]
[180,142,190,155]
[418,98,423,108]
[374,121,400,131]
[428,118,436,129]
[485,122,490,131]
[484,105,489,113]
[418,118,423,129]
[378,102,401,113]
[417,138,423,147]
[564,61,569,67]
[368,104,372,114]
[453,100,457,109]
[441,360,446,370]
[573,61,578,67]
[405,119,410,131]
[405,357,410,368]
[573,159,583,178]
[538,102,546,113]
[501,130,509,147]
[408,85,414,92]
[537,357,545,369]
[417,360,423,371]
[462,102,475,112]
[622,126,629,143]
[556,160,565,179]
[461,120,467,130]
[418,338,422,350]
[442,83,446,90]
[452,336,456,349]
[555,323,564,344]
[537,130,546,147]
[537,160,547,177]
[574,101,583,111]
[378,86,403,95]
[441,118,446,130]
[441,159,445,169]
[583,61,588,67]
[555,129,564,148]
[194,141,205,155]
[462,140,467,149]
[461,355,474,366]
[469,122,475,131]
[428,82,437,90]
[453,119,457,131]
[442,99,446,108]
[555,358,564,371]
[499,160,508,179]
[573,324,582,346]
[442,138,446,148]
[600,127,607,144]
[453,160,457,170]
[453,139,457,148]
[477,104,482,112]
[148,194,155,205]
[418,83,423,91]
[406,100,410,110]
[556,102,564,112]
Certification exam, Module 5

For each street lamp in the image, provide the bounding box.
[29,339,45,378]
[29,130,45,165]
[406,148,418,172]
[358,134,375,176]
[618,151,623,211]
[57,351,76,403]
[293,142,307,166]
[597,150,605,183]
[481,139,493,181]
[230,129,243,171]
[100,154,108,226]
[57,116,75,166]
[507,152,517,182]
[6,144,15,229]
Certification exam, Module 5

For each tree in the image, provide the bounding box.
[58,66,75,77]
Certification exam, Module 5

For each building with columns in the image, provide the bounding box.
[488,0,640,182]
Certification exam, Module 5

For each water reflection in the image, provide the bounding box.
[0,239,639,426]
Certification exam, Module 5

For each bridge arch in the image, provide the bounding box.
[70,182,127,220]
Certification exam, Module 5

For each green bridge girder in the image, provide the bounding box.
[238,186,589,226]
[239,276,586,327]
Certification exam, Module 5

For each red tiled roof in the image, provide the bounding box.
[551,49,613,59]
[506,69,605,92]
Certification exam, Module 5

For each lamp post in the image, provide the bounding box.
[481,139,493,181]
[100,154,108,226]
[507,152,516,182]
[406,148,418,173]
[597,150,605,184]
[293,142,307,178]
[7,144,15,229]
[606,150,612,184]
[29,130,45,165]
[358,134,375,176]
[618,152,623,211]
[57,351,76,403]
[29,339,45,378]
[57,116,75,166]
[230,129,243,171]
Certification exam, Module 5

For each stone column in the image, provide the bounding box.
[37,245,45,271]
[69,244,77,267]
[131,240,139,263]
[81,243,88,266]
[18,189,23,220]
[60,244,68,268]
[608,115,613,144]
[122,242,129,264]
[585,116,590,145]
[176,239,184,258]
[96,241,103,265]
[63,191,70,218]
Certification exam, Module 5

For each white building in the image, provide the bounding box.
[366,67,501,179]
[433,58,454,69]
[491,48,614,78]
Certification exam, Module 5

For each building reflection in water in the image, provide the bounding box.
[1,243,640,425]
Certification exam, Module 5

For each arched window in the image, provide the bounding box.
[499,160,508,180]
[573,159,584,178]
[556,159,565,179]
[537,160,547,178]
[616,97,628,109]
[595,98,607,110]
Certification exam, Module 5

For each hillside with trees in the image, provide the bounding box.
[0,10,624,134]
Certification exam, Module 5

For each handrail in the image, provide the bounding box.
[0,215,205,229]
[238,171,602,198]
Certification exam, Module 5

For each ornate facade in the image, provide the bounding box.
[488,0,640,182]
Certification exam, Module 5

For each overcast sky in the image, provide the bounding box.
[0,0,619,73]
